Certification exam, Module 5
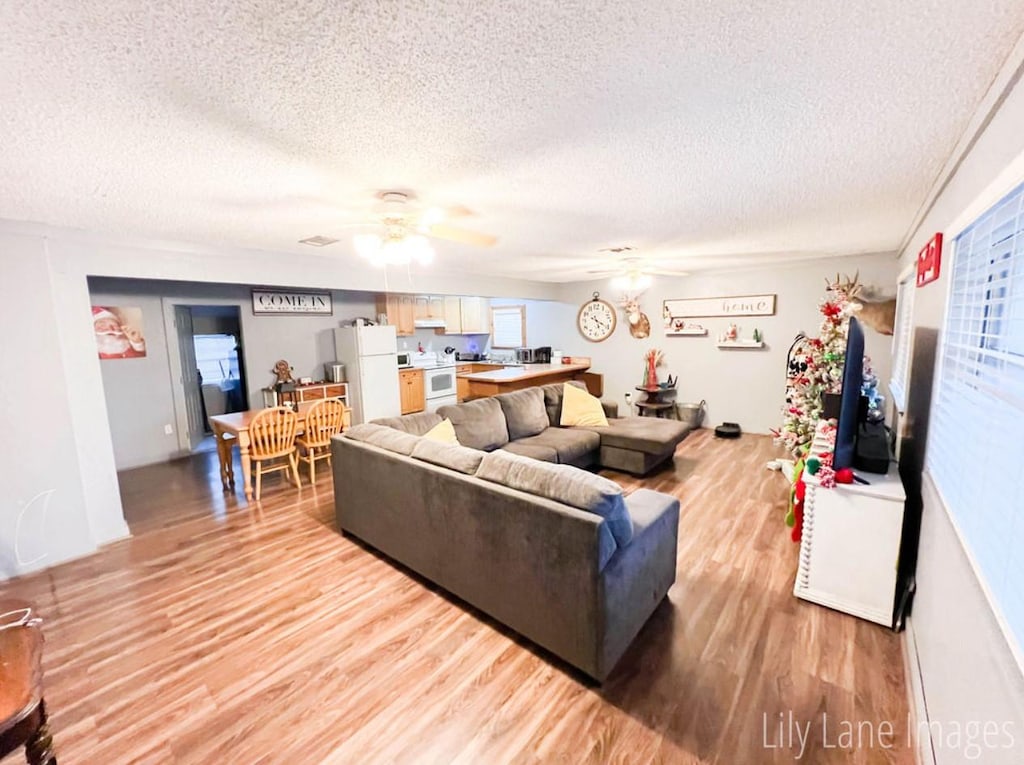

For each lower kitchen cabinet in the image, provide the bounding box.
[399,368,426,414]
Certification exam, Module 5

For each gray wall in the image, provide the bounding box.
[894,59,1024,764]
[89,278,376,469]
[555,253,897,432]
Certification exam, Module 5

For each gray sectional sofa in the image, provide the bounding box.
[330,382,691,681]
[374,381,692,475]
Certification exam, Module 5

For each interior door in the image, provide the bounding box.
[174,306,206,450]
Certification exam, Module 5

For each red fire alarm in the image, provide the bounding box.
[916,233,942,287]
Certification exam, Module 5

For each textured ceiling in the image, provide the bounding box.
[2,1,1023,281]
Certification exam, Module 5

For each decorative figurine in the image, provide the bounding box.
[273,359,294,385]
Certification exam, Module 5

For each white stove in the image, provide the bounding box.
[410,355,458,411]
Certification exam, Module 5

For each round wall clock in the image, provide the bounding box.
[577,292,617,342]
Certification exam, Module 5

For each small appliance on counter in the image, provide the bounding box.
[397,352,413,368]
[456,352,483,361]
[515,346,552,364]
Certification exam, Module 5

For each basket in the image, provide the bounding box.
[676,399,706,428]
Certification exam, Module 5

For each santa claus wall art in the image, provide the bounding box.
[92,306,147,359]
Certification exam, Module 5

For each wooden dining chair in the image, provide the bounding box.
[295,399,347,485]
[248,407,301,500]
[1,600,57,765]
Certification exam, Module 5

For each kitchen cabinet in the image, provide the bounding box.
[376,294,416,336]
[379,293,489,335]
[459,297,491,334]
[441,296,463,334]
[399,368,426,414]
[414,295,445,321]
[456,364,472,402]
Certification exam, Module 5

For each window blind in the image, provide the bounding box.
[890,272,916,412]
[491,305,526,348]
[927,180,1024,665]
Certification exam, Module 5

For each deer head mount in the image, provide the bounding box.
[618,294,651,339]
[828,271,897,336]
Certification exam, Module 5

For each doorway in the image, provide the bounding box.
[172,305,248,453]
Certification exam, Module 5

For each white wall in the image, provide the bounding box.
[556,254,897,432]
[0,234,128,578]
[895,55,1024,764]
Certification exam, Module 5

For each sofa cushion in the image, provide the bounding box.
[371,412,442,436]
[499,441,558,463]
[559,382,609,428]
[542,380,588,426]
[437,397,510,451]
[410,439,483,474]
[476,450,633,546]
[344,423,421,455]
[423,418,459,444]
[495,387,549,441]
[512,427,600,465]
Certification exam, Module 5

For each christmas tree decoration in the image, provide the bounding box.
[772,275,877,456]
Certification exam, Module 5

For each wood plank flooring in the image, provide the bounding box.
[0,430,914,763]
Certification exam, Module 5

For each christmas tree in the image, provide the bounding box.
[773,277,864,455]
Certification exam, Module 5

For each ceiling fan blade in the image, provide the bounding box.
[647,269,690,277]
[426,223,497,247]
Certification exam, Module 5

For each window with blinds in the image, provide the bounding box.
[490,305,526,348]
[889,270,916,412]
[927,179,1024,665]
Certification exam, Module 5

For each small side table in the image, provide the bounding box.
[635,385,678,418]
[0,600,57,764]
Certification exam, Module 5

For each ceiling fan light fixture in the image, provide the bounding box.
[353,231,435,267]
[611,271,652,292]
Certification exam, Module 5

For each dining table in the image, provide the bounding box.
[209,409,309,502]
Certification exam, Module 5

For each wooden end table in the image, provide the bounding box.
[0,600,57,764]
[634,385,679,418]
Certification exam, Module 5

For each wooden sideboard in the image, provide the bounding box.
[262,382,351,428]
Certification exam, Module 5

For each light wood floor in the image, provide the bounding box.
[1,430,913,764]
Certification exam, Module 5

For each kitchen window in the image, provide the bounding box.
[490,305,526,348]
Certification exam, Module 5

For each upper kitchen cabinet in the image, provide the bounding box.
[377,293,490,335]
[441,296,462,333]
[413,296,446,328]
[376,294,416,336]
[459,297,491,334]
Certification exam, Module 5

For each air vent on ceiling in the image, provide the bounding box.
[599,246,636,254]
[298,235,339,247]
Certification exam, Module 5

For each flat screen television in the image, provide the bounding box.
[833,316,865,470]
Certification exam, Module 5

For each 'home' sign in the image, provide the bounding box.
[252,289,333,316]
[663,294,776,319]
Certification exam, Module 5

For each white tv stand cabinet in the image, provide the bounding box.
[794,429,908,629]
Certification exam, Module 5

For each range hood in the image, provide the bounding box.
[413,318,446,328]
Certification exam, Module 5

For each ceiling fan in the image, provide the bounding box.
[351,190,497,267]
[587,249,689,291]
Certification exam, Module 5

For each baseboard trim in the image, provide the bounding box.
[903,615,936,765]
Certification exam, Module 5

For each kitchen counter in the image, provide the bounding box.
[461,362,592,398]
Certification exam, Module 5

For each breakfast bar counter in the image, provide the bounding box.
[461,362,591,398]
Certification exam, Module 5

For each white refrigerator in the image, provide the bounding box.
[334,325,402,424]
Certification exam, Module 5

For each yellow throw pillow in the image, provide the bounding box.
[423,417,460,444]
[559,382,609,427]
